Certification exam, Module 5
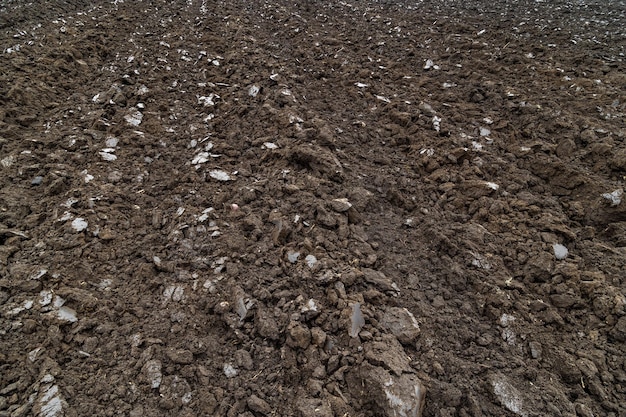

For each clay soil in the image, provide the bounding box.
[1,0,625,416]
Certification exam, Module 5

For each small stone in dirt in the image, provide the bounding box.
[192,152,210,165]
[349,303,365,338]
[248,85,260,97]
[347,363,425,417]
[262,142,278,149]
[330,198,352,212]
[34,380,67,417]
[552,243,568,260]
[105,137,119,147]
[124,109,143,126]
[71,218,88,232]
[287,251,300,263]
[57,306,77,323]
[99,151,117,161]
[31,176,43,186]
[380,307,421,344]
[602,189,623,206]
[223,363,238,378]
[209,170,231,181]
[305,254,317,268]
[424,59,439,70]
[490,374,527,417]
[247,395,272,415]
[142,360,163,388]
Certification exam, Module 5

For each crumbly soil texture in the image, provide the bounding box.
[1,0,625,416]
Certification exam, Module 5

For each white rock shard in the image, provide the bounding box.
[57,306,78,323]
[491,375,528,417]
[248,85,260,97]
[71,218,88,232]
[209,170,231,181]
[124,109,143,126]
[602,189,623,206]
[553,243,568,260]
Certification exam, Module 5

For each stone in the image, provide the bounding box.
[490,374,527,417]
[330,198,352,212]
[380,307,421,344]
[346,363,425,417]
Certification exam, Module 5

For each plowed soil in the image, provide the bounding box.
[1,0,625,416]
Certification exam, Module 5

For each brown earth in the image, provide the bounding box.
[1,0,625,416]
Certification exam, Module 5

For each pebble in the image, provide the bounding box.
[553,243,569,260]
[142,360,163,388]
[248,85,260,97]
[71,218,88,232]
[490,374,526,416]
[305,255,317,268]
[287,251,300,263]
[330,198,352,212]
[223,363,238,378]
[380,307,421,344]
[31,176,43,186]
[602,189,623,206]
[209,170,231,181]
[56,306,78,323]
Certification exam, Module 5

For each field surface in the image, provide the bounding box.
[1,0,625,416]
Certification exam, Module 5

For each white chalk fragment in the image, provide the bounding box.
[71,218,88,232]
[209,170,231,181]
[198,93,218,106]
[424,59,440,70]
[248,85,260,97]
[192,152,210,165]
[602,189,623,206]
[124,109,143,126]
[432,116,442,132]
[99,151,117,161]
[491,376,527,417]
[485,182,499,190]
[262,142,278,149]
[223,363,238,378]
[57,306,77,323]
[553,243,568,260]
